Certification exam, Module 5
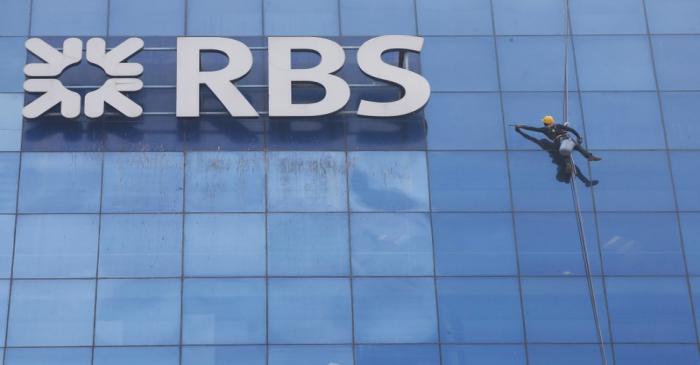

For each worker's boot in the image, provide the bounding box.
[587,155,602,162]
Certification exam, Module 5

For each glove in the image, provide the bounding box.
[514,125,522,131]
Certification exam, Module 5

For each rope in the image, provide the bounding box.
[562,1,609,364]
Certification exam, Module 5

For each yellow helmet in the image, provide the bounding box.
[542,115,555,126]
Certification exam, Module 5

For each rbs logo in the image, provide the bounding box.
[23,36,431,120]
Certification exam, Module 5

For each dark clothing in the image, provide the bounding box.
[517,124,593,159]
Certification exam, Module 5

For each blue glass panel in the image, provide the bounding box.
[93,347,179,365]
[269,345,354,365]
[353,278,437,343]
[5,348,92,365]
[426,93,504,150]
[682,214,700,275]
[438,278,523,343]
[99,214,182,277]
[265,0,339,36]
[615,345,700,365]
[442,345,526,365]
[31,0,107,36]
[422,37,498,92]
[340,0,415,36]
[672,152,700,211]
[0,216,13,278]
[652,36,700,90]
[184,214,265,276]
[0,38,24,92]
[0,94,23,151]
[268,213,349,276]
[22,116,103,152]
[102,116,186,152]
[497,37,578,91]
[591,151,675,211]
[429,151,510,211]
[183,278,266,344]
[433,213,517,276]
[570,0,646,34]
[522,278,601,343]
[349,151,428,212]
[662,92,700,149]
[182,346,266,365]
[14,214,99,278]
[345,114,426,150]
[355,345,440,365]
[19,152,101,213]
[492,0,565,35]
[606,277,695,342]
[645,0,700,34]
[416,0,492,35]
[188,0,262,36]
[0,281,8,344]
[351,213,433,276]
[109,0,184,36]
[95,279,180,345]
[0,0,30,36]
[574,36,655,91]
[185,116,265,151]
[0,153,19,213]
[598,213,685,275]
[268,117,345,150]
[7,279,94,346]
[268,151,347,212]
[582,92,664,149]
[102,152,184,213]
[185,152,265,213]
[529,345,613,365]
[515,213,601,276]
[268,278,352,344]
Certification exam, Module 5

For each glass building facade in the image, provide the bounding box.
[0,0,699,364]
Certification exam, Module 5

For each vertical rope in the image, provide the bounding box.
[563,1,609,364]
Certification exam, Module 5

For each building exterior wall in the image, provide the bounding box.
[0,0,699,364]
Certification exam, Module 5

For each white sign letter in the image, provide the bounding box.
[268,37,350,117]
[357,36,431,117]
[176,37,258,117]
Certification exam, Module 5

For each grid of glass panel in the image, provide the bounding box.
[0,0,699,364]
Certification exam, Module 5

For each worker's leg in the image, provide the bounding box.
[575,143,602,161]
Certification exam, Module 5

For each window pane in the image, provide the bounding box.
[0,153,18,214]
[268,278,352,344]
[185,152,265,213]
[652,36,700,91]
[426,93,504,150]
[614,345,700,365]
[575,36,655,91]
[422,37,498,92]
[99,214,182,278]
[645,0,700,34]
[7,279,94,346]
[14,214,99,278]
[351,213,433,276]
[5,348,91,365]
[0,38,25,92]
[269,345,354,365]
[682,213,700,275]
[582,92,665,149]
[31,0,107,36]
[570,0,646,34]
[0,94,23,151]
[598,213,685,275]
[95,279,180,345]
[184,214,265,276]
[187,0,262,36]
[0,216,13,278]
[429,151,510,211]
[182,346,265,365]
[0,0,30,36]
[497,37,577,92]
[433,213,517,276]
[102,152,183,213]
[340,0,415,36]
[355,345,440,365]
[416,0,492,35]
[672,152,700,211]
[93,347,179,365]
[442,345,525,365]
[662,92,700,149]
[528,345,613,365]
[19,152,102,213]
[109,0,184,35]
[268,213,349,276]
[353,278,437,343]
[349,152,428,212]
[606,277,695,342]
[492,0,565,35]
[268,152,346,212]
[265,0,339,36]
[0,280,8,344]
[438,278,523,343]
[183,278,266,344]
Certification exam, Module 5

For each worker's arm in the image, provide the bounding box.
[516,125,545,133]
[563,125,582,141]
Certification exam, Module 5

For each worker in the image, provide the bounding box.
[515,116,602,162]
